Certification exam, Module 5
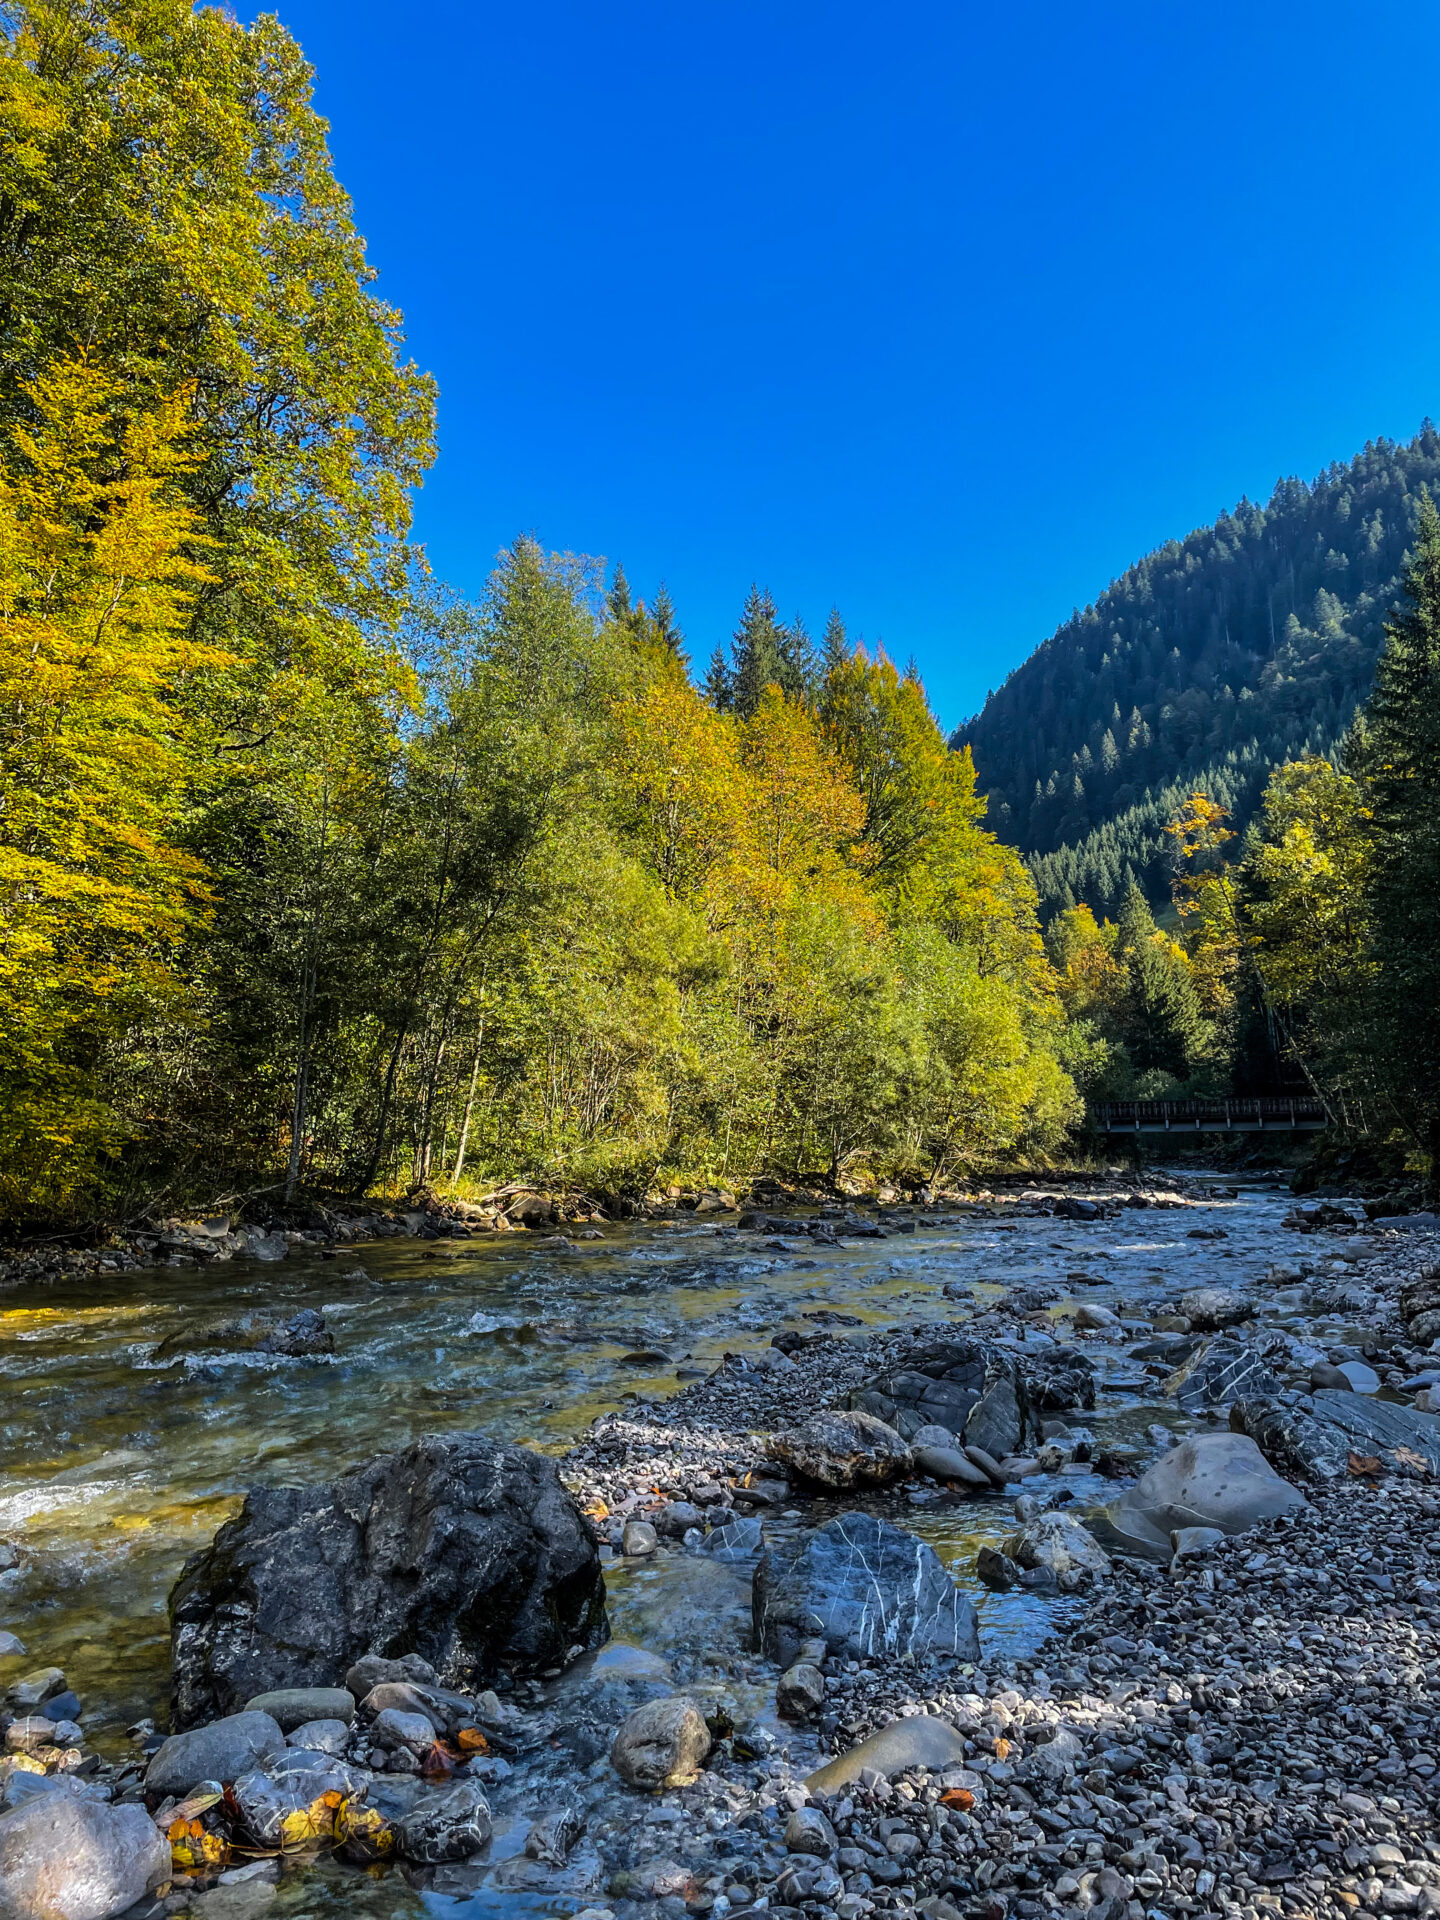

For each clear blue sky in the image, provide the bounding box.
[258,0,1440,727]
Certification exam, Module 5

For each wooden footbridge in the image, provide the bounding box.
[1091,1096,1328,1135]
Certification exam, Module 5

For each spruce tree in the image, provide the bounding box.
[730,585,787,716]
[651,582,685,659]
[1354,491,1440,1161]
[1116,882,1207,1081]
[779,612,819,702]
[703,643,733,710]
[607,563,633,624]
[821,607,849,678]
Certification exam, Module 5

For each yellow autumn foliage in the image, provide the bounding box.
[0,359,224,1209]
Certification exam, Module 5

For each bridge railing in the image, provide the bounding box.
[1092,1097,1329,1132]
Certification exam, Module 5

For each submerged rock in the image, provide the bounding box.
[155,1308,331,1361]
[396,1780,493,1863]
[611,1695,712,1790]
[0,1792,169,1920]
[1107,1432,1306,1553]
[258,1308,334,1357]
[769,1410,912,1489]
[976,1545,1020,1590]
[1002,1510,1110,1579]
[3,1669,65,1715]
[524,1801,585,1866]
[753,1511,981,1667]
[168,1435,607,1727]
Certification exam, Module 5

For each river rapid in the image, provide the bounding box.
[0,1169,1323,1762]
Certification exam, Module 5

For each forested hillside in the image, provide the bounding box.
[957,427,1440,915]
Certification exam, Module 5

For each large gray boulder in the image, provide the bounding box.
[168,1435,607,1727]
[769,1410,911,1489]
[753,1511,980,1668]
[0,1793,169,1920]
[145,1709,286,1795]
[847,1335,1094,1457]
[1232,1391,1440,1480]
[1107,1432,1305,1553]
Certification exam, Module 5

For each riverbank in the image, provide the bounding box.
[4,1173,1440,1920]
[683,1473,1440,1920]
[547,1200,1440,1920]
[0,1165,1199,1292]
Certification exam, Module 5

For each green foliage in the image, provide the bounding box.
[959,423,1440,915]
[709,584,820,716]
[1340,495,1440,1156]
[0,0,437,680]
[0,0,1086,1217]
[1048,501,1440,1176]
[0,360,221,1211]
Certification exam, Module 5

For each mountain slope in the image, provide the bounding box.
[955,423,1440,915]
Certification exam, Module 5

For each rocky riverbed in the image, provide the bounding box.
[4,1173,1440,1920]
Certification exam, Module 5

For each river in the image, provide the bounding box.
[0,1170,1322,1769]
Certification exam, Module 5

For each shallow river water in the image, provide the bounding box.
[0,1171,1315,1769]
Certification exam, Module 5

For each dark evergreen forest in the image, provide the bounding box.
[956,424,1440,915]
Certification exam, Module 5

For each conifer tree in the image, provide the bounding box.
[704,643,733,710]
[607,563,633,623]
[1115,882,1207,1080]
[821,608,849,678]
[780,612,819,701]
[1353,491,1440,1158]
[651,582,685,660]
[730,585,787,717]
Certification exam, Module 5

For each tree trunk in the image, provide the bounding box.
[452,1019,485,1185]
[284,1042,309,1203]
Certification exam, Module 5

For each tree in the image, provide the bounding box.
[1114,881,1208,1083]
[1165,793,1241,1036]
[703,643,732,710]
[607,563,633,623]
[0,0,437,687]
[0,360,222,1211]
[612,673,746,908]
[0,0,439,1201]
[821,608,849,677]
[1240,756,1372,1107]
[651,582,685,660]
[820,649,977,891]
[781,612,818,697]
[1350,492,1440,1159]
[728,585,788,716]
